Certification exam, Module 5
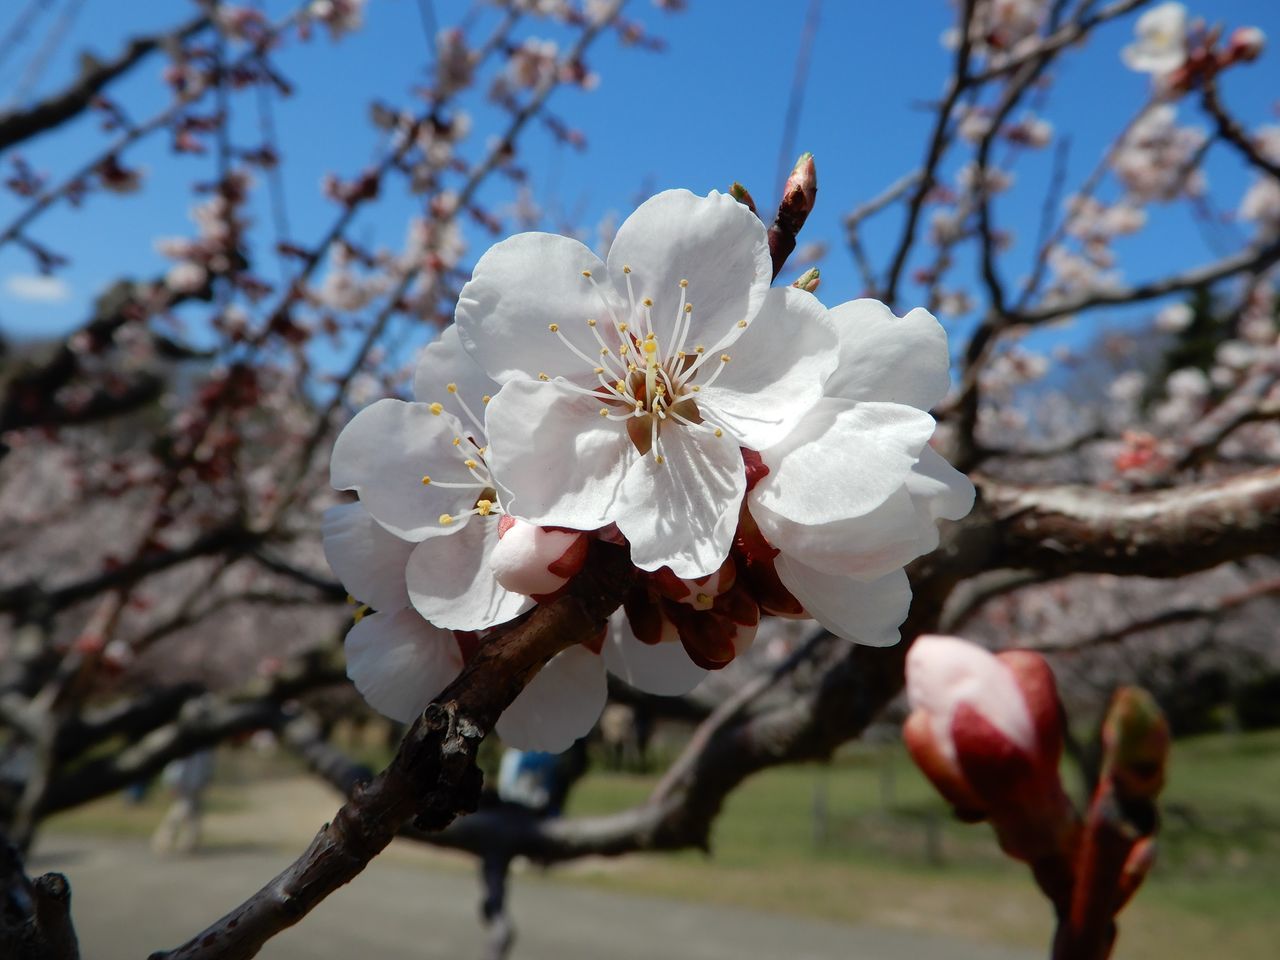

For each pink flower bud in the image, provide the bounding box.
[1226,25,1265,62]
[906,635,1035,764]
[905,636,1077,863]
[490,517,588,599]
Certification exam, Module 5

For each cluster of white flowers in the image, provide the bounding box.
[1239,127,1280,240]
[324,190,974,751]
[1111,105,1207,204]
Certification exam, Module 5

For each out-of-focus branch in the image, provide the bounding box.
[1029,574,1280,653]
[881,0,977,307]
[978,467,1280,577]
[1201,76,1280,182]
[150,541,634,960]
[0,14,209,151]
[1012,236,1280,326]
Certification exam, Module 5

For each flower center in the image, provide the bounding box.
[541,265,740,464]
[420,382,502,528]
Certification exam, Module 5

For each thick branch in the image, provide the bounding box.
[979,467,1280,577]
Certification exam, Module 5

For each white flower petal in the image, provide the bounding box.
[322,502,414,612]
[752,398,935,526]
[824,300,952,410]
[330,399,483,541]
[695,287,836,450]
[602,613,707,696]
[485,379,632,530]
[775,558,912,647]
[405,518,534,631]
[908,446,976,524]
[606,189,771,354]
[412,325,500,424]
[495,644,607,752]
[753,486,923,581]
[616,424,746,578]
[344,609,463,723]
[455,232,616,385]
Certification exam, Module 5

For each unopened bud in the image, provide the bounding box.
[1101,686,1169,802]
[1226,25,1266,63]
[728,181,757,214]
[784,152,817,215]
[790,266,820,293]
[490,517,588,599]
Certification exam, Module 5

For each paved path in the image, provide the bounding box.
[33,836,1036,960]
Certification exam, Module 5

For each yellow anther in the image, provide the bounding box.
[587,318,597,327]
[452,437,462,446]
[581,269,592,278]
[713,428,723,437]
[618,322,629,332]
[475,499,494,516]
[679,279,688,288]
[439,513,455,526]
[623,265,632,274]
[428,402,444,415]
[600,347,611,356]
[737,320,747,328]
[421,475,432,485]
[691,385,701,392]
[619,344,630,354]
[695,345,705,354]
[720,353,731,363]
[464,459,478,469]
[446,382,458,393]
[548,323,559,332]
[642,297,653,307]
[628,362,638,372]
[482,394,491,404]
[684,303,693,313]
[614,380,626,391]
[346,594,356,605]
[538,372,550,381]
[479,446,487,454]
[642,340,658,355]
[594,366,605,374]
[696,592,712,606]
[655,454,665,465]
[677,350,686,358]
[599,408,609,417]
[353,604,368,623]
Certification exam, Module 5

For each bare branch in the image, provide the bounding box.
[0,15,208,151]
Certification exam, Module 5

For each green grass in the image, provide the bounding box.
[557,729,1280,959]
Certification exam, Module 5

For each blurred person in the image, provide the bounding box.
[150,749,215,856]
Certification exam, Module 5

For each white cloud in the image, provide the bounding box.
[5,274,71,304]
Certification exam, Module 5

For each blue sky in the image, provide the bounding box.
[1,0,1277,358]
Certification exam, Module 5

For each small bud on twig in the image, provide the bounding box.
[790,267,820,293]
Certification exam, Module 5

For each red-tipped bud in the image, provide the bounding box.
[1225,25,1266,63]
[489,518,588,599]
[783,152,817,217]
[906,636,1077,862]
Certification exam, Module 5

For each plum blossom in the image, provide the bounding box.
[329,326,534,632]
[459,189,837,579]
[746,301,975,646]
[1121,2,1187,79]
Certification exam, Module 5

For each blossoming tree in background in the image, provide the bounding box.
[1,1,1279,958]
